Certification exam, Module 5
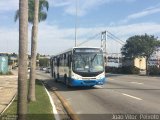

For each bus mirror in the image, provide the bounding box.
[104,56,107,62]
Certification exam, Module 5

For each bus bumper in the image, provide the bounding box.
[69,77,106,87]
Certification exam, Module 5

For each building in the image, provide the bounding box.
[122,57,146,70]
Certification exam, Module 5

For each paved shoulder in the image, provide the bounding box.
[0,72,17,114]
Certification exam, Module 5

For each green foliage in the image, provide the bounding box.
[39,58,49,67]
[149,66,160,75]
[36,53,40,60]
[3,80,54,120]
[0,71,13,75]
[105,66,140,74]
[121,34,160,59]
[14,0,49,24]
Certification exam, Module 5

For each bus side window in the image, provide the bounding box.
[57,57,60,67]
[60,55,63,66]
[68,55,72,67]
[64,54,67,66]
[70,55,72,62]
[64,54,66,59]
[67,55,70,67]
[54,58,57,66]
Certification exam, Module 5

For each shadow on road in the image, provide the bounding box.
[106,73,126,77]
[40,79,100,92]
[39,79,160,92]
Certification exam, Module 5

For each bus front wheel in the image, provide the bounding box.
[64,76,70,88]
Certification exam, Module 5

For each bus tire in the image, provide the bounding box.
[55,78,58,82]
[53,72,56,79]
[54,72,57,82]
[64,74,67,84]
[55,73,59,82]
[68,80,72,88]
[64,75,69,87]
[65,77,71,88]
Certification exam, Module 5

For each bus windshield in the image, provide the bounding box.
[72,52,104,73]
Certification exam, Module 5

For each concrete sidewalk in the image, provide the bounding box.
[0,70,18,114]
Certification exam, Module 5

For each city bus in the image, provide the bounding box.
[50,47,106,87]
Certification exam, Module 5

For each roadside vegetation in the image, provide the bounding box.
[2,80,54,120]
[105,66,140,74]
[105,66,160,75]
[0,71,13,75]
[121,34,160,75]
[39,58,50,67]
[106,34,160,75]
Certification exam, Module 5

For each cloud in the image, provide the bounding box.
[34,22,160,54]
[1,22,160,55]
[48,0,70,7]
[121,4,160,23]
[0,0,134,16]
[50,0,135,16]
[0,27,19,53]
[0,0,18,12]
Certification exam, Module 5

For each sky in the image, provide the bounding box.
[0,0,160,55]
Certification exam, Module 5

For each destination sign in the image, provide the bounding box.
[73,48,102,53]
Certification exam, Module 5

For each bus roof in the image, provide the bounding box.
[51,46,102,58]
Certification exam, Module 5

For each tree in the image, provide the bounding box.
[15,0,49,102]
[121,34,160,75]
[28,0,39,102]
[15,0,49,24]
[39,58,49,67]
[36,53,40,60]
[17,0,28,119]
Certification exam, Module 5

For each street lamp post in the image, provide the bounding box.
[75,0,78,47]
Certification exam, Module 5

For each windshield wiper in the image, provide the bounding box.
[91,54,97,62]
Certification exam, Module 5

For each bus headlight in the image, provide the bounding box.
[72,73,82,80]
[96,72,105,79]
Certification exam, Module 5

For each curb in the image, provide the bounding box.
[54,91,80,120]
[43,80,80,120]
[41,81,60,120]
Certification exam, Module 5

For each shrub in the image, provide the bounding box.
[149,66,160,75]
[0,71,13,75]
[105,66,140,74]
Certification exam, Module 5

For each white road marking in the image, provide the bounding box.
[122,93,142,100]
[43,83,60,120]
[130,82,143,85]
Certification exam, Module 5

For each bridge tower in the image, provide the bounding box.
[101,31,107,64]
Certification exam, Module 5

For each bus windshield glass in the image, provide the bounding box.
[73,48,104,73]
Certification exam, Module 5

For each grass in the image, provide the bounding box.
[0,71,13,75]
[2,80,54,120]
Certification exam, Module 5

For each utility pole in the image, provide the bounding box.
[101,31,107,65]
[75,0,78,47]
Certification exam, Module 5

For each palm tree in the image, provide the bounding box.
[15,0,49,24]
[17,0,28,119]
[28,0,40,102]
[15,0,49,102]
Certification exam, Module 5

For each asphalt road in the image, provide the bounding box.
[36,71,160,120]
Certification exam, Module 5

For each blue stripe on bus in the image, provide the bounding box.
[69,77,106,86]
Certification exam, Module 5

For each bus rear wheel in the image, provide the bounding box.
[64,75,70,88]
[55,73,59,82]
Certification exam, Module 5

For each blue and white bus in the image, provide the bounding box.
[50,47,106,87]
